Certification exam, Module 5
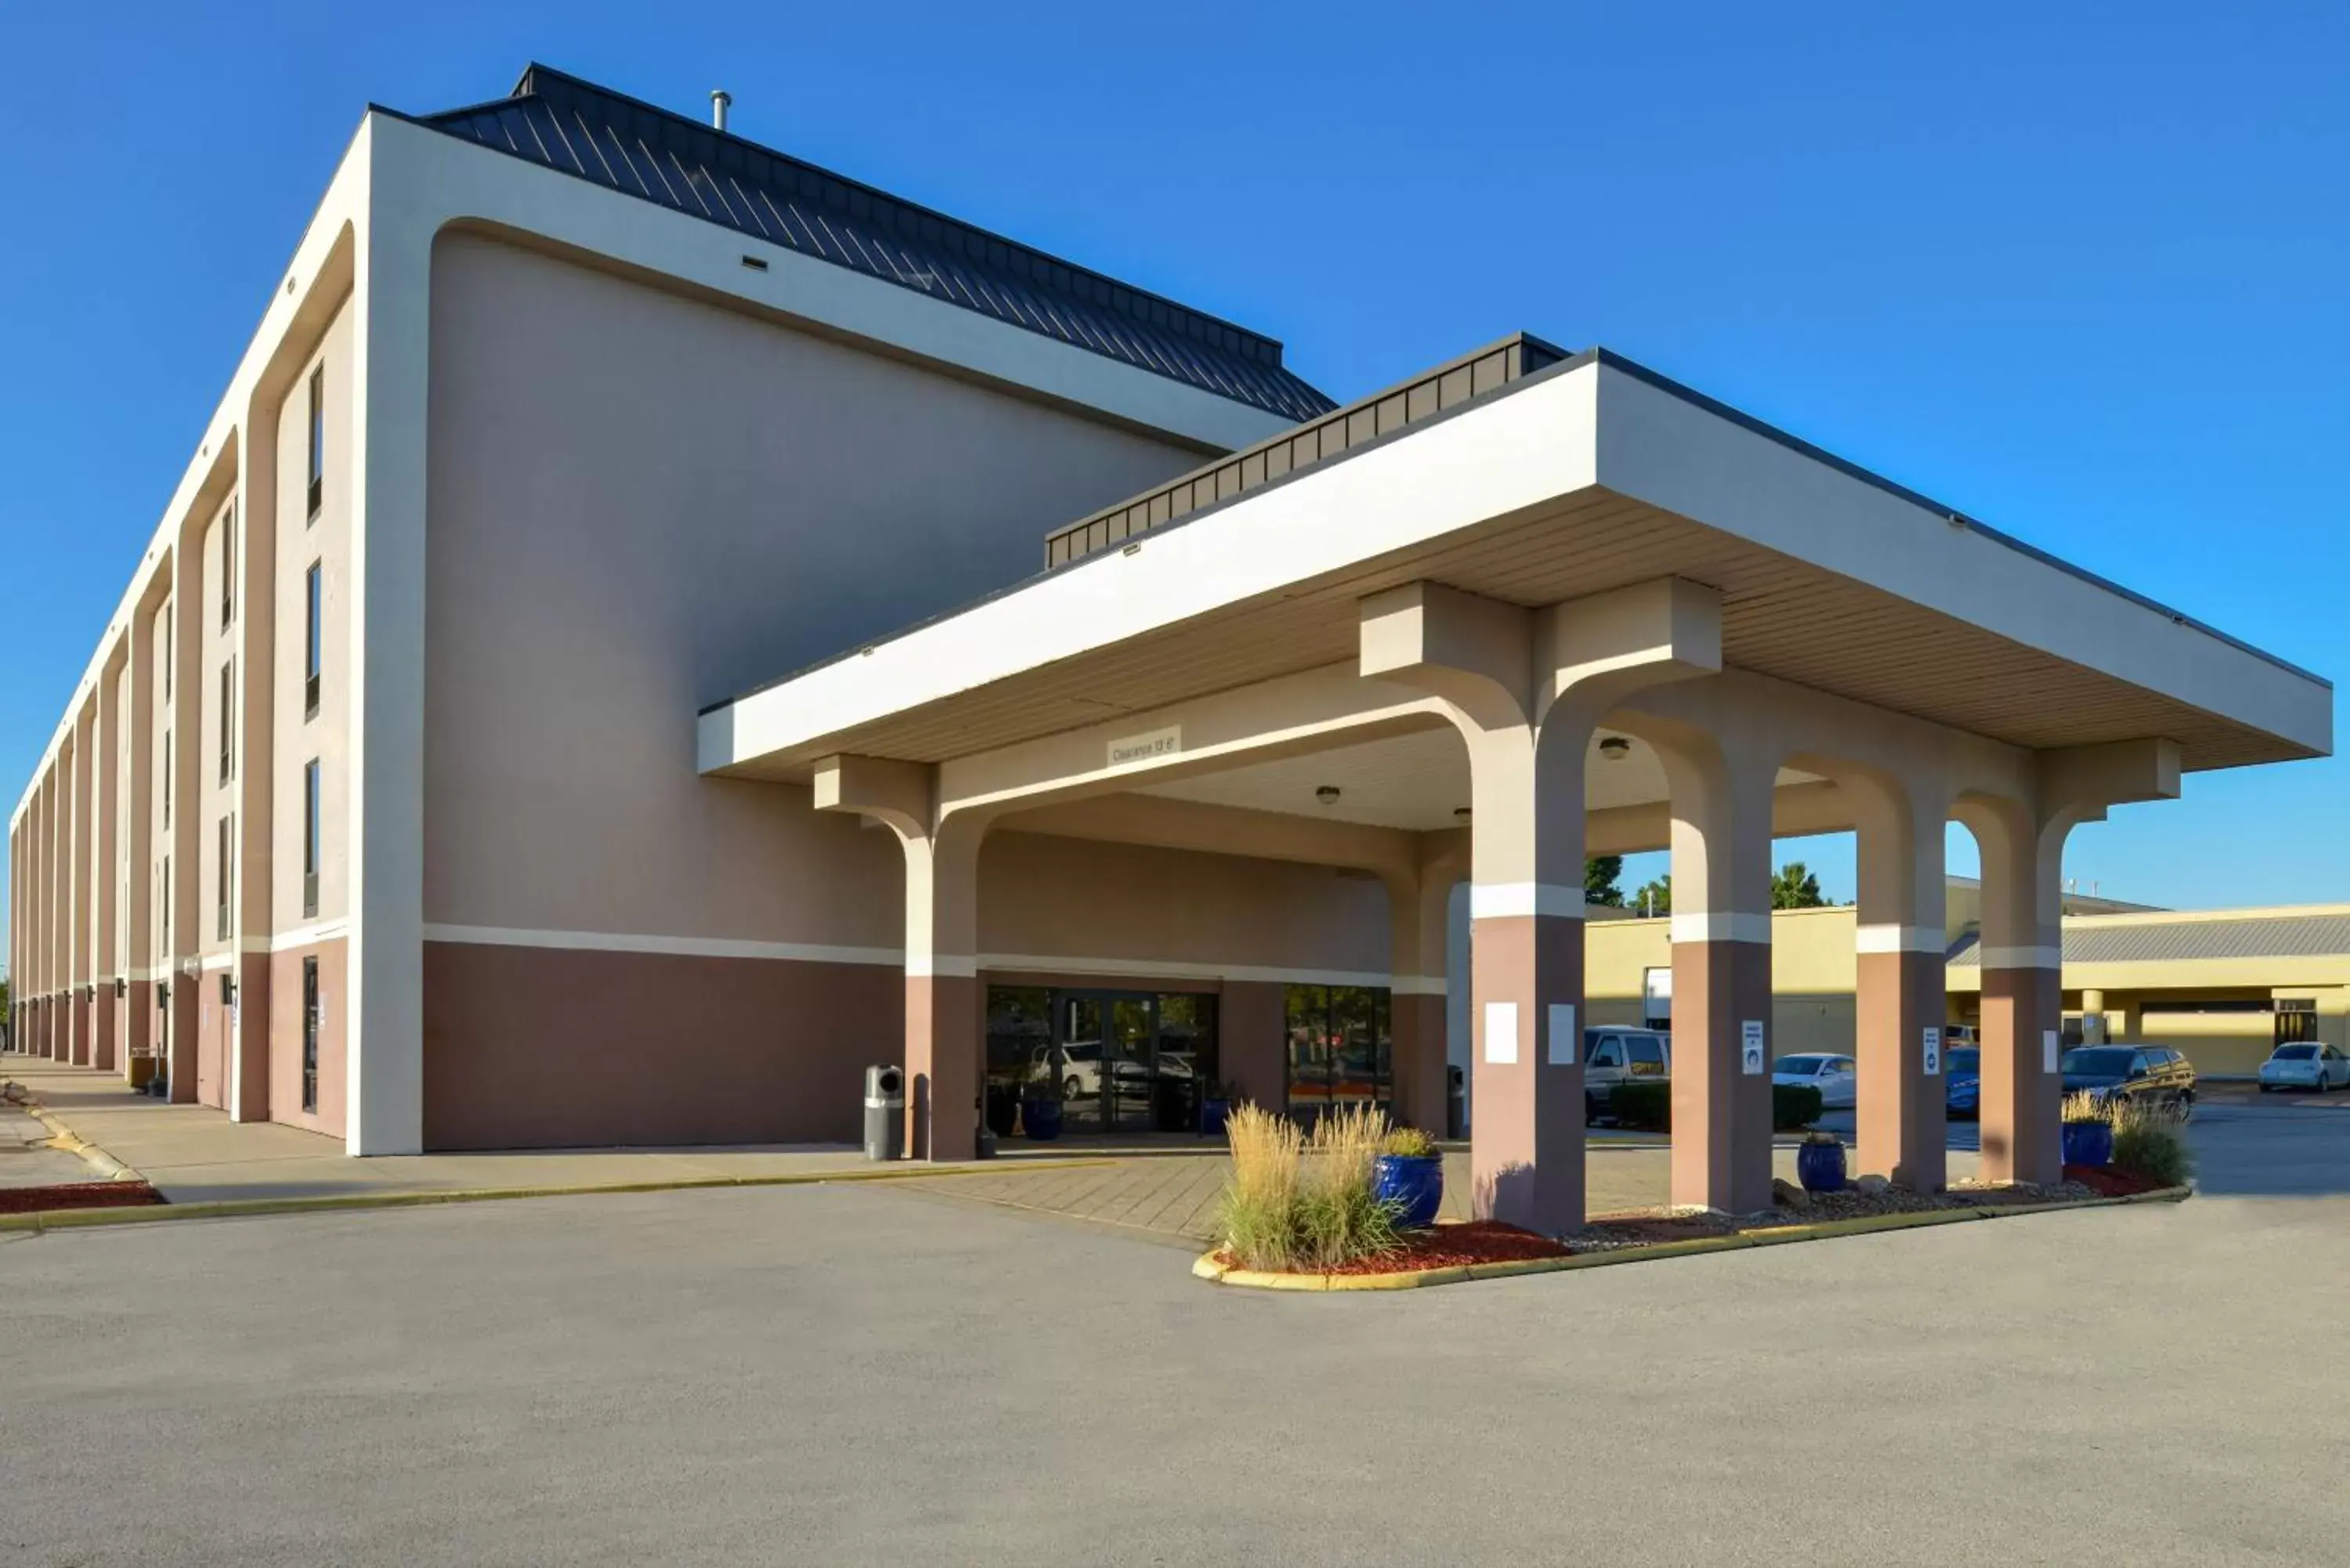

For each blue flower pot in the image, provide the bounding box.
[1021,1097,1063,1142]
[2061,1119,2113,1169]
[1372,1153,1444,1229]
[1199,1098,1231,1139]
[1796,1138,1847,1194]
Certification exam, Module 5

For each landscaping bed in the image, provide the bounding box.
[0,1180,165,1216]
[1213,1220,1568,1277]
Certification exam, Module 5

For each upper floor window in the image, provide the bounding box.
[219,502,237,629]
[161,728,172,828]
[305,562,323,721]
[218,659,234,786]
[161,603,173,702]
[306,365,325,520]
[216,815,233,942]
[302,757,322,919]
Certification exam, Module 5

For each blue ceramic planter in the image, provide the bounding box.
[1199,1098,1231,1139]
[2060,1118,2113,1169]
[1796,1138,1847,1194]
[1372,1153,1444,1230]
[1021,1097,1064,1142]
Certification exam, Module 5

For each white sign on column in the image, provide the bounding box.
[1546,1003,1576,1065]
[1484,1002,1519,1065]
[1740,1020,1766,1075]
[2042,1028,2059,1074]
[1922,1025,1942,1076]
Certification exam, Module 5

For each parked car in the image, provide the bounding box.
[1770,1053,1856,1109]
[2258,1042,2350,1093]
[1584,1027,1670,1120]
[1943,1047,1981,1118]
[2060,1045,2196,1116]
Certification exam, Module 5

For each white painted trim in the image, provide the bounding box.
[252,919,352,953]
[420,923,902,969]
[197,952,239,974]
[414,923,1410,992]
[1979,945,2063,970]
[1855,923,1944,955]
[1670,912,1773,945]
[1468,883,1585,920]
[907,954,979,980]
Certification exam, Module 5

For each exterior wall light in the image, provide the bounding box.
[1315,785,1341,804]
[1599,735,1632,761]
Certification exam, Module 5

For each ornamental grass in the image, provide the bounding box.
[1217,1103,1404,1272]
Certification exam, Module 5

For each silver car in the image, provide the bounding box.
[2258,1042,2350,1093]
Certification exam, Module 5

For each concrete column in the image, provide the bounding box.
[168,543,203,1105]
[1961,739,2177,1185]
[92,665,120,1073]
[1849,771,1950,1192]
[71,706,97,1068]
[815,755,988,1162]
[122,598,155,1081]
[2079,988,2108,1046]
[49,768,67,1060]
[1655,736,1780,1215]
[1363,578,1721,1234]
[1385,851,1463,1134]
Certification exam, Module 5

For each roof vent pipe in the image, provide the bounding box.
[710,89,732,132]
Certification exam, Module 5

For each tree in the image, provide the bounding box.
[1632,873,1672,916]
[1583,856,1625,907]
[1772,861,1827,909]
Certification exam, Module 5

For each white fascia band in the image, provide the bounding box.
[905,954,979,979]
[1855,923,1946,955]
[1669,912,1773,945]
[1979,945,2063,970]
[1468,883,1584,920]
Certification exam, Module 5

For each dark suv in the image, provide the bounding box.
[2059,1045,2197,1117]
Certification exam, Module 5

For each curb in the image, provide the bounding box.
[0,1158,1118,1235]
[23,1106,140,1184]
[1193,1185,2194,1292]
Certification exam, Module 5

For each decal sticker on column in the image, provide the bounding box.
[1484,1001,1518,1065]
[1922,1025,1942,1076]
[1740,1019,1765,1075]
[2042,1028,2059,1074]
[1546,1003,1575,1065]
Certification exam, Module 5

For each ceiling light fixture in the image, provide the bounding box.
[1315,786,1341,805]
[1598,735,1632,761]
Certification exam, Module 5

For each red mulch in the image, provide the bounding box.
[1219,1222,1571,1277]
[0,1181,166,1216]
[2063,1164,2167,1198]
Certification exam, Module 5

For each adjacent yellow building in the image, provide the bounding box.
[1585,887,2350,1075]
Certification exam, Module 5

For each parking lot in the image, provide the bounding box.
[3,1098,2348,1566]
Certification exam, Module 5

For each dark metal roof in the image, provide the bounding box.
[411,65,1335,425]
[1045,334,1569,565]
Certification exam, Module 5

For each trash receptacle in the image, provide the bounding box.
[864,1065,905,1161]
[1445,1064,1466,1140]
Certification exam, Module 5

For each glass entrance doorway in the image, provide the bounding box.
[985,986,1220,1137]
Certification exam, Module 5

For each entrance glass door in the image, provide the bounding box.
[1060,995,1107,1134]
[1107,996,1155,1132]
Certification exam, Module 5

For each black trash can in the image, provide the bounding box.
[863,1065,905,1161]
[1446,1064,1466,1140]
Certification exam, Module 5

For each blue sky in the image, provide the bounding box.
[2,2,2344,959]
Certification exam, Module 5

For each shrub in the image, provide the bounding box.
[2109,1100,2193,1187]
[1216,1104,1403,1272]
[1381,1125,1438,1158]
[1610,1082,1672,1130]
[1773,1084,1824,1130]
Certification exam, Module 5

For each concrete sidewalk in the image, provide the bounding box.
[0,1054,971,1205]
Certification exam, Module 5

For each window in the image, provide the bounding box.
[304,561,322,720]
[302,758,321,919]
[306,364,325,519]
[1284,985,1392,1124]
[301,956,320,1113]
[215,815,232,941]
[219,503,236,629]
[161,728,172,827]
[218,659,234,785]
[162,603,173,700]
[159,856,170,953]
[1585,1033,1625,1070]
